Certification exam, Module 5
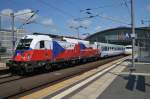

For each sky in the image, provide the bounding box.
[0,0,150,38]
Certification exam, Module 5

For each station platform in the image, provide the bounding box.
[0,62,7,70]
[0,62,9,75]
[97,62,150,99]
[20,57,150,99]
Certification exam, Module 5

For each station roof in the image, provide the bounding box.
[86,27,150,39]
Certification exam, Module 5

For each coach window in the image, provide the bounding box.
[102,47,106,51]
[106,47,108,51]
[40,40,45,48]
[107,47,109,51]
[116,47,118,50]
[103,47,106,51]
[102,47,104,51]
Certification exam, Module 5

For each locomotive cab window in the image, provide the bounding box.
[16,39,32,50]
[40,40,45,48]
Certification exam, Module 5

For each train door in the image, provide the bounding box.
[44,40,51,60]
[97,43,101,56]
[35,40,51,60]
[39,40,47,60]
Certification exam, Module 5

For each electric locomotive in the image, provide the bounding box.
[7,34,100,74]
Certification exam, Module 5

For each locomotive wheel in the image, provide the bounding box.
[9,67,16,74]
[19,69,26,75]
[44,65,52,71]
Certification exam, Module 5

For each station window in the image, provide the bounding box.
[40,40,45,48]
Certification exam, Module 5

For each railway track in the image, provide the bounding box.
[0,55,128,98]
[0,67,9,75]
[0,73,12,79]
[0,74,22,84]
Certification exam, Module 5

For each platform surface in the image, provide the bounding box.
[0,62,6,70]
[47,61,150,99]
[97,62,150,99]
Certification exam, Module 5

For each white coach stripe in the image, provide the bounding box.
[50,61,122,99]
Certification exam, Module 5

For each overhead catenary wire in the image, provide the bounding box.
[80,4,119,12]
[0,10,39,30]
[75,14,130,25]
[78,0,131,26]
[38,0,75,18]
[0,10,37,23]
[18,10,39,28]
[122,0,131,16]
[98,14,130,25]
[65,0,82,10]
[80,0,130,13]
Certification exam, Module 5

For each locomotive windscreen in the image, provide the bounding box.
[16,39,33,50]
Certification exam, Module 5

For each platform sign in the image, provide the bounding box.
[125,33,130,38]
[131,33,137,39]
[105,32,136,41]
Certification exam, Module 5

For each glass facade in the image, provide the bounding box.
[86,27,150,45]
[86,27,150,61]
[0,29,26,55]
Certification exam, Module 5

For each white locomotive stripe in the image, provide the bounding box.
[50,61,122,99]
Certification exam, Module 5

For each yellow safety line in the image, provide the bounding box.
[20,56,129,99]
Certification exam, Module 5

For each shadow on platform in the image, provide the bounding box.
[125,75,146,92]
[109,71,147,92]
